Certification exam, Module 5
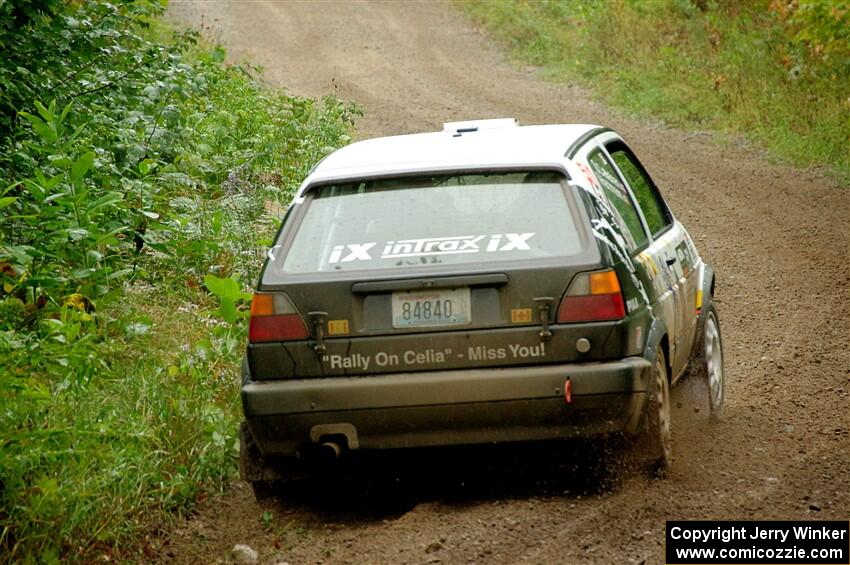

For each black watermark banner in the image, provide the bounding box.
[666,521,849,564]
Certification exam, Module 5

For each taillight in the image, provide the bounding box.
[557,269,626,323]
[248,293,309,343]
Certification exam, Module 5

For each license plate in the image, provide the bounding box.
[391,288,471,328]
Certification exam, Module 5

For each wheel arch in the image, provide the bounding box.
[691,262,717,360]
[659,333,672,381]
[643,316,671,378]
[699,262,716,314]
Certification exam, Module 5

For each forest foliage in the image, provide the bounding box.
[0,1,358,561]
[461,0,850,182]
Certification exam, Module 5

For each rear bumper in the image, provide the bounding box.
[242,357,651,456]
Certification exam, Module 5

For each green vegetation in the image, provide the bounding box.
[459,0,850,182]
[0,1,358,562]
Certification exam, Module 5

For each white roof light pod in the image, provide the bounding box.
[442,118,519,133]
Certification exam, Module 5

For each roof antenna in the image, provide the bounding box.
[444,118,518,136]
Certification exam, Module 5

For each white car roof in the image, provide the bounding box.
[298,121,601,196]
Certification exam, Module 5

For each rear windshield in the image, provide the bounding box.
[279,171,583,273]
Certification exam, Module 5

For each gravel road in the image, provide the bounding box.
[162,2,849,563]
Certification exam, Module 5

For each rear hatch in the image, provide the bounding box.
[249,170,615,379]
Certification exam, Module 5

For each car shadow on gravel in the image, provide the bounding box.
[259,437,636,524]
[257,373,721,524]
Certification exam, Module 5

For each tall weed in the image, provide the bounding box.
[0,1,358,561]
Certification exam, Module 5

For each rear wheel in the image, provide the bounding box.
[636,345,672,475]
[703,304,726,419]
[249,479,281,503]
[696,303,725,420]
[240,422,283,503]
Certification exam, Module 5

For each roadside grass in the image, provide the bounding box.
[0,294,239,562]
[458,0,850,183]
[0,3,358,562]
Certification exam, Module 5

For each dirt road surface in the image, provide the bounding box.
[163,2,849,563]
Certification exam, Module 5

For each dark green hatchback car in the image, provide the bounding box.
[239,119,725,492]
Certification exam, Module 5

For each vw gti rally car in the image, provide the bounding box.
[240,118,725,491]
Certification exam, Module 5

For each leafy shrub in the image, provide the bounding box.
[0,1,358,561]
[784,0,850,70]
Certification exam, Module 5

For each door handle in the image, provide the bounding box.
[665,257,677,266]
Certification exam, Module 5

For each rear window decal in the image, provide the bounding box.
[327,233,536,264]
[328,243,376,263]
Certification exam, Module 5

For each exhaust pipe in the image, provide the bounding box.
[318,441,342,461]
[296,439,346,463]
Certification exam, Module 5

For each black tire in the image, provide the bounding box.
[240,422,282,503]
[692,302,725,421]
[250,479,280,503]
[636,345,673,475]
[239,422,263,481]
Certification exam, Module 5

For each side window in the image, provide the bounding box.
[587,150,648,251]
[607,144,672,236]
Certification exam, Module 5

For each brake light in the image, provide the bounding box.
[248,293,309,342]
[557,269,626,323]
